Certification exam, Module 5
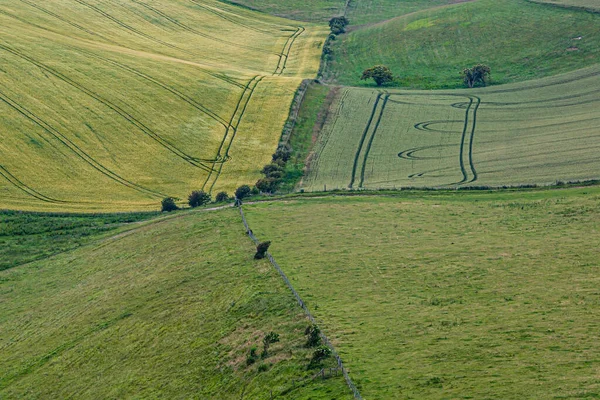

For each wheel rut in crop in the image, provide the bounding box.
[202,75,264,193]
[0,164,69,204]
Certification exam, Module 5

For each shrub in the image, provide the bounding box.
[161,197,178,212]
[215,191,230,203]
[305,324,322,347]
[257,363,269,372]
[272,147,292,163]
[461,64,491,88]
[235,185,252,200]
[256,178,280,194]
[329,16,349,34]
[188,190,211,208]
[310,345,332,366]
[254,241,271,259]
[261,163,284,178]
[246,346,259,366]
[361,65,395,86]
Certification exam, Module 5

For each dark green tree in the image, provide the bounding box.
[188,190,211,208]
[254,241,271,259]
[461,64,491,88]
[235,185,252,200]
[305,324,322,347]
[360,65,394,86]
[329,16,349,34]
[215,191,230,203]
[161,197,178,212]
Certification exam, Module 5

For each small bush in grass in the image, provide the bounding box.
[235,185,251,200]
[305,324,322,347]
[257,363,269,372]
[246,346,259,366]
[215,191,230,203]
[161,197,178,212]
[310,345,332,367]
[188,190,211,208]
[254,241,271,259]
[261,331,280,358]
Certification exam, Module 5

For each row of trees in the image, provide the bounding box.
[360,64,491,87]
[160,190,230,212]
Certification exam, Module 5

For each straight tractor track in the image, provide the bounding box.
[0,91,166,198]
[349,92,382,189]
[202,76,264,193]
[358,94,389,188]
[0,164,69,204]
[0,43,215,172]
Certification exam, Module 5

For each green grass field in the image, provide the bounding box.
[530,0,600,12]
[301,66,600,191]
[245,187,600,399]
[326,0,600,88]
[0,210,158,271]
[0,0,326,212]
[0,208,351,399]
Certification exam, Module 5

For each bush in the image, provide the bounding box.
[188,190,211,208]
[257,363,269,372]
[161,197,178,212]
[311,345,332,364]
[215,191,230,203]
[361,65,395,86]
[272,147,292,163]
[254,241,271,259]
[246,346,259,366]
[305,324,322,347]
[261,163,284,178]
[329,16,349,34]
[256,178,279,194]
[235,185,251,200]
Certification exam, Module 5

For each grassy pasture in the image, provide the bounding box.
[0,208,351,399]
[530,0,600,12]
[326,0,600,88]
[0,210,157,271]
[301,66,600,191]
[0,0,326,212]
[245,187,600,399]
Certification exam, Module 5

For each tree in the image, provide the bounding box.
[261,163,284,178]
[360,65,394,86]
[161,197,178,212]
[461,64,491,88]
[215,191,230,203]
[254,241,271,259]
[272,146,291,163]
[305,324,322,347]
[256,178,279,194]
[310,345,332,366]
[329,16,349,34]
[188,190,211,208]
[235,185,252,200]
[261,331,280,358]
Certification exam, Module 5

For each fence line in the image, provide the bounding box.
[239,206,363,399]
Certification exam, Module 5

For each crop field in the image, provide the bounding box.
[244,187,600,399]
[0,0,326,212]
[326,0,600,88]
[224,0,467,24]
[0,208,351,399]
[301,66,600,191]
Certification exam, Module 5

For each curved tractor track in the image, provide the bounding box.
[0,164,69,204]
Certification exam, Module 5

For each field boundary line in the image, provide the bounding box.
[238,205,363,399]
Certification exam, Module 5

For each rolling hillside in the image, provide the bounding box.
[530,0,600,12]
[301,66,600,191]
[245,187,600,399]
[0,0,326,212]
[0,208,351,399]
[325,0,600,88]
